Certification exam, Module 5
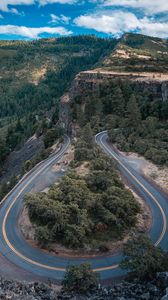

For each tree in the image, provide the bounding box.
[9,174,17,189]
[112,87,125,117]
[24,160,33,172]
[0,137,9,163]
[120,235,168,280]
[44,127,64,148]
[86,170,112,192]
[62,263,99,293]
[82,123,93,148]
[126,94,141,128]
[35,226,50,247]
[0,181,8,200]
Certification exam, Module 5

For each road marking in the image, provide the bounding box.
[2,139,71,272]
[1,132,167,275]
[97,132,167,247]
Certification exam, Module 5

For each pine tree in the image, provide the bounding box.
[112,87,125,117]
[82,123,93,148]
[126,94,141,128]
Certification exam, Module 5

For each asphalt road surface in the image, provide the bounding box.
[0,132,168,282]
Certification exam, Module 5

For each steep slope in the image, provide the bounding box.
[0,36,117,180]
[102,33,168,73]
[0,36,116,121]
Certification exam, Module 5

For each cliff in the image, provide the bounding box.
[59,69,168,131]
[70,70,168,102]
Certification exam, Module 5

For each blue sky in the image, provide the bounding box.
[0,0,168,40]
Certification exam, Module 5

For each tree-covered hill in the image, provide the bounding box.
[102,33,168,72]
[0,36,116,178]
[0,36,116,120]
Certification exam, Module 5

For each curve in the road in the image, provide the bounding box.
[0,132,168,281]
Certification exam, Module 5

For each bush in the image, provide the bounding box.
[35,226,50,247]
[120,235,168,280]
[62,263,99,293]
[44,127,64,148]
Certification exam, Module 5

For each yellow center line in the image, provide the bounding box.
[99,133,167,248]
[1,133,167,274]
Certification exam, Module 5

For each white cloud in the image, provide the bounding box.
[74,11,168,38]
[103,0,168,15]
[0,1,34,12]
[139,17,168,38]
[50,13,71,24]
[75,11,140,37]
[39,0,77,5]
[0,24,72,38]
[0,0,77,13]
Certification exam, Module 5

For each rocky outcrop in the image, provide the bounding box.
[0,278,58,300]
[59,70,168,132]
[69,70,168,102]
[0,135,44,183]
[59,273,168,299]
[1,272,168,299]
[59,94,70,129]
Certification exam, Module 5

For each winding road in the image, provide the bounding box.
[0,131,168,282]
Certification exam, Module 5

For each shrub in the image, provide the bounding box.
[120,235,168,280]
[62,263,99,293]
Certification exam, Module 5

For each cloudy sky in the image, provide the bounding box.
[0,0,168,39]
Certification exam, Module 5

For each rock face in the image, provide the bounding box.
[69,70,168,102]
[0,134,44,183]
[0,278,58,300]
[59,93,70,129]
[1,273,168,299]
[59,273,168,300]
[59,69,168,133]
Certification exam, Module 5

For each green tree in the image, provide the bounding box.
[44,127,64,148]
[120,235,168,280]
[82,123,93,148]
[35,226,50,247]
[112,87,125,117]
[24,160,33,172]
[0,181,8,199]
[62,263,99,293]
[126,94,141,128]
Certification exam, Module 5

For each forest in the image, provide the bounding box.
[71,79,168,166]
[0,35,116,181]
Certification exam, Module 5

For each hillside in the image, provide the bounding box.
[0,36,116,121]
[0,36,116,182]
[102,33,168,73]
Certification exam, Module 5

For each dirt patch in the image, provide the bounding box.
[84,69,168,82]
[31,67,47,85]
[143,162,168,194]
[113,49,130,59]
[130,189,152,233]
[75,161,90,176]
[121,151,168,194]
[19,207,35,240]
[51,145,74,173]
